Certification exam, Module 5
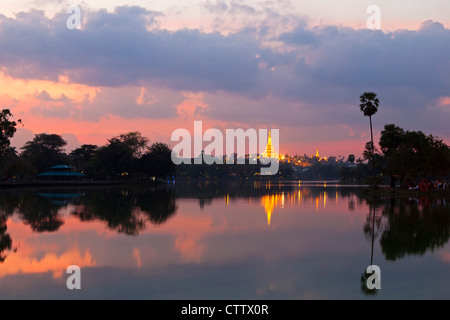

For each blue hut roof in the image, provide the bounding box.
[37,164,85,177]
[37,193,84,199]
[37,171,86,176]
[49,165,74,170]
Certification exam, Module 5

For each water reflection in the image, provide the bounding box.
[1,183,448,264]
[71,186,177,235]
[0,186,178,263]
[0,190,73,263]
[365,197,450,261]
[360,199,380,296]
[261,195,276,227]
[0,182,448,299]
[359,195,450,296]
[0,215,12,263]
[37,192,84,206]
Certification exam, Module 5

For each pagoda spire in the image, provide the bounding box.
[261,131,278,159]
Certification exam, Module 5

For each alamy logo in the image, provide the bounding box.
[66,5,81,30]
[66,265,81,290]
[367,5,381,30]
[171,121,280,175]
[366,265,381,290]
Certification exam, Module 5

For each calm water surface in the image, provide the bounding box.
[0,181,449,299]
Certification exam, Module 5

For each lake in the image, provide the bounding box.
[0,181,449,299]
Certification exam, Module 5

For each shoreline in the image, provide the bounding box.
[0,180,125,189]
[363,187,450,198]
[1,180,448,198]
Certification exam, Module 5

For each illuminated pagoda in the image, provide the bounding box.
[261,131,279,159]
[312,148,327,161]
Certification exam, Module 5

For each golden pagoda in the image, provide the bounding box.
[312,148,327,161]
[261,131,279,159]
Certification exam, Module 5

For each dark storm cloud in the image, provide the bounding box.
[257,20,450,137]
[0,6,449,137]
[279,21,318,46]
[2,6,448,104]
[0,6,263,92]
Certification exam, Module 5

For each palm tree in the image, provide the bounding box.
[359,92,379,188]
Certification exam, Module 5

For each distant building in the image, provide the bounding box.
[37,165,86,179]
[312,149,327,162]
[261,132,279,159]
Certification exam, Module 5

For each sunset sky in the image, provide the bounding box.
[0,0,449,158]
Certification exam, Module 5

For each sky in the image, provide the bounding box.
[0,0,449,158]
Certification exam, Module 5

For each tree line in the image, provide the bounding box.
[0,109,175,181]
[353,92,450,188]
[375,123,449,187]
[1,104,448,184]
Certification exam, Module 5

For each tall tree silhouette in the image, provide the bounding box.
[20,133,68,172]
[0,109,21,161]
[359,92,379,188]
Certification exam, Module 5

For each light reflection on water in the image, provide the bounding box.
[0,181,449,299]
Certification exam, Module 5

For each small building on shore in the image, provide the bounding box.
[37,165,86,180]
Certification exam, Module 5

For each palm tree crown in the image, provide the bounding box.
[359,92,379,117]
